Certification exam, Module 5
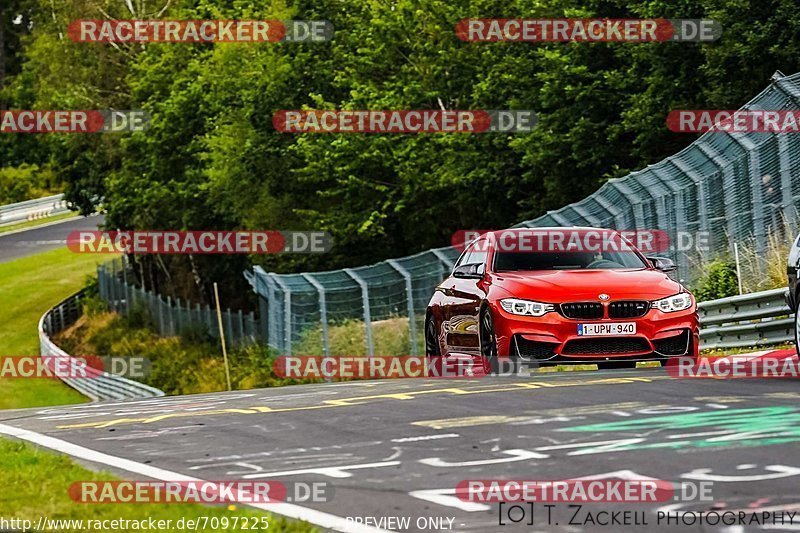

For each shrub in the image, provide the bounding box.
[692,259,739,302]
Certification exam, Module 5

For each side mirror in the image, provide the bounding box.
[453,263,484,279]
[648,256,677,273]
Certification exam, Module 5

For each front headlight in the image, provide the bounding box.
[652,293,693,313]
[499,298,555,317]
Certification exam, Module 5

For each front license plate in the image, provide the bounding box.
[578,322,636,336]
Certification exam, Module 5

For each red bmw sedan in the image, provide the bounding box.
[425,228,699,370]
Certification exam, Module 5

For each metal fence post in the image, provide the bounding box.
[270,275,293,355]
[696,141,738,249]
[237,309,245,346]
[166,296,174,335]
[206,303,214,338]
[225,309,234,348]
[729,132,767,255]
[175,298,183,334]
[157,294,165,335]
[777,135,799,234]
[344,268,374,357]
[97,264,105,300]
[248,311,256,343]
[387,260,417,356]
[110,260,117,311]
[302,273,329,357]
[255,273,269,345]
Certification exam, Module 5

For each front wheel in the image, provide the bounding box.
[794,298,800,358]
[479,307,505,374]
[425,315,441,358]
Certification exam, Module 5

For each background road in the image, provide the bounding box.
[0,215,105,263]
[2,355,800,532]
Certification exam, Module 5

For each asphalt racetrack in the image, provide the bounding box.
[2,357,800,532]
[0,214,104,263]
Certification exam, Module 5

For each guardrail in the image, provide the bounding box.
[698,288,794,350]
[39,291,165,401]
[0,194,70,227]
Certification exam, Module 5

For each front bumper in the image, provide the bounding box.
[491,302,699,362]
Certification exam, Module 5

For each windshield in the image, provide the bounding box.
[493,249,647,272]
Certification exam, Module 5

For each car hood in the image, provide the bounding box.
[491,269,683,302]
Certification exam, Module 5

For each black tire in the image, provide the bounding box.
[794,299,800,358]
[425,315,441,358]
[479,307,503,374]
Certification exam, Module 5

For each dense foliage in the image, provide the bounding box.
[2,0,799,307]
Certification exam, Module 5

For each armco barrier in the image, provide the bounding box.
[39,291,164,401]
[0,194,69,226]
[698,288,794,350]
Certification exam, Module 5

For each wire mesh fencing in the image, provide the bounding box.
[247,71,800,356]
[245,248,460,356]
[98,258,260,348]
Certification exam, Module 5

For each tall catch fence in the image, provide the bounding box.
[247,71,800,356]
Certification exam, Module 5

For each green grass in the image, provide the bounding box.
[0,247,108,409]
[0,212,78,234]
[0,249,314,532]
[701,343,794,357]
[0,439,315,533]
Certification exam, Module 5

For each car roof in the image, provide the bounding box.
[482,227,620,239]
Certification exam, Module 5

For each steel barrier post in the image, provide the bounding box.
[302,273,330,357]
[270,275,293,355]
[387,259,417,356]
[344,268,374,357]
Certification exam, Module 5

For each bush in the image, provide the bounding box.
[0,164,62,204]
[55,301,315,395]
[692,259,740,302]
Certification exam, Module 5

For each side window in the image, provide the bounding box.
[454,245,473,268]
[453,239,487,273]
[465,240,488,265]
[470,250,488,266]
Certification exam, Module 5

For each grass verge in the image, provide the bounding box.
[0,248,314,531]
[55,300,314,395]
[0,246,105,409]
[0,439,315,533]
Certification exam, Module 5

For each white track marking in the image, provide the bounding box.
[242,461,401,479]
[419,448,547,467]
[408,488,490,512]
[0,423,393,533]
[391,434,460,443]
